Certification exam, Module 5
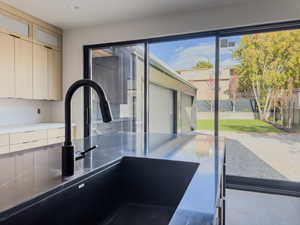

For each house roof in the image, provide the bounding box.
[134,48,197,90]
[93,46,197,91]
[148,53,198,90]
[177,68,231,81]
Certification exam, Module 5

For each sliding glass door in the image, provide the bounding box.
[220,29,300,184]
[83,20,300,194]
[149,37,216,135]
[84,44,145,149]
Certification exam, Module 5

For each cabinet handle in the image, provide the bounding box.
[9,34,21,39]
[44,45,52,50]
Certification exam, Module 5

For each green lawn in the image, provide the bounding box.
[197,119,283,133]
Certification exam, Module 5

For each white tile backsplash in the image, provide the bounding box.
[0,99,51,125]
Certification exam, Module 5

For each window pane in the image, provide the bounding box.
[220,29,300,182]
[149,37,215,135]
[90,45,144,148]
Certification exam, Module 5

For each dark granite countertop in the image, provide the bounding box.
[0,132,224,225]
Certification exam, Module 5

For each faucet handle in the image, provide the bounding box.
[75,145,98,160]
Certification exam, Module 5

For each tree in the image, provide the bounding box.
[233,30,300,121]
[194,61,213,69]
[228,71,240,112]
[205,75,215,112]
[277,77,295,128]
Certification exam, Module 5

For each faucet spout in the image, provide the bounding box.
[62,79,112,177]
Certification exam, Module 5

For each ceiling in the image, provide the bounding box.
[2,0,249,29]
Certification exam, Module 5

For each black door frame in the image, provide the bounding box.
[83,19,300,197]
[83,47,91,137]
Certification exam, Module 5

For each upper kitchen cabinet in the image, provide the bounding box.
[48,49,62,100]
[0,2,63,101]
[33,25,62,50]
[15,38,33,99]
[34,45,62,100]
[33,44,48,99]
[0,9,30,40]
[0,32,15,98]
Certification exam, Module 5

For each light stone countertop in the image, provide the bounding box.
[0,123,75,134]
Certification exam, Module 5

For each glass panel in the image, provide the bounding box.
[90,45,144,148]
[220,29,300,182]
[36,28,58,47]
[0,14,29,37]
[181,92,194,133]
[149,37,215,135]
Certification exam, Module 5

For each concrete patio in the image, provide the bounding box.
[198,130,300,182]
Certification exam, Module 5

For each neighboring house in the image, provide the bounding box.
[178,68,254,113]
[177,68,231,101]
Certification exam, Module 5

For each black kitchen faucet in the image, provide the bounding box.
[62,79,112,176]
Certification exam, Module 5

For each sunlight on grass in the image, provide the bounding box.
[197,119,283,133]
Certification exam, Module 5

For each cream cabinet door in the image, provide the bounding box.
[48,49,62,100]
[33,44,47,99]
[0,32,15,97]
[15,38,33,99]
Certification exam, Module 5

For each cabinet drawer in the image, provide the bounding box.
[48,137,64,145]
[0,134,9,146]
[48,127,64,139]
[31,139,47,149]
[10,130,47,144]
[11,139,47,152]
[10,142,32,152]
[0,145,9,154]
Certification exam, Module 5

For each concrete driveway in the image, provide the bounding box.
[198,130,300,182]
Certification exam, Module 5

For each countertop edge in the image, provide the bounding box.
[0,123,76,134]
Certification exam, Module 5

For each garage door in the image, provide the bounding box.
[181,93,193,133]
[149,83,174,134]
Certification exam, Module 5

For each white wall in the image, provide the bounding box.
[59,0,300,138]
[0,99,51,125]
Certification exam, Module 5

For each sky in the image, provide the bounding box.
[149,36,241,71]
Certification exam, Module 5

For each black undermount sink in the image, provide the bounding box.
[3,157,198,225]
